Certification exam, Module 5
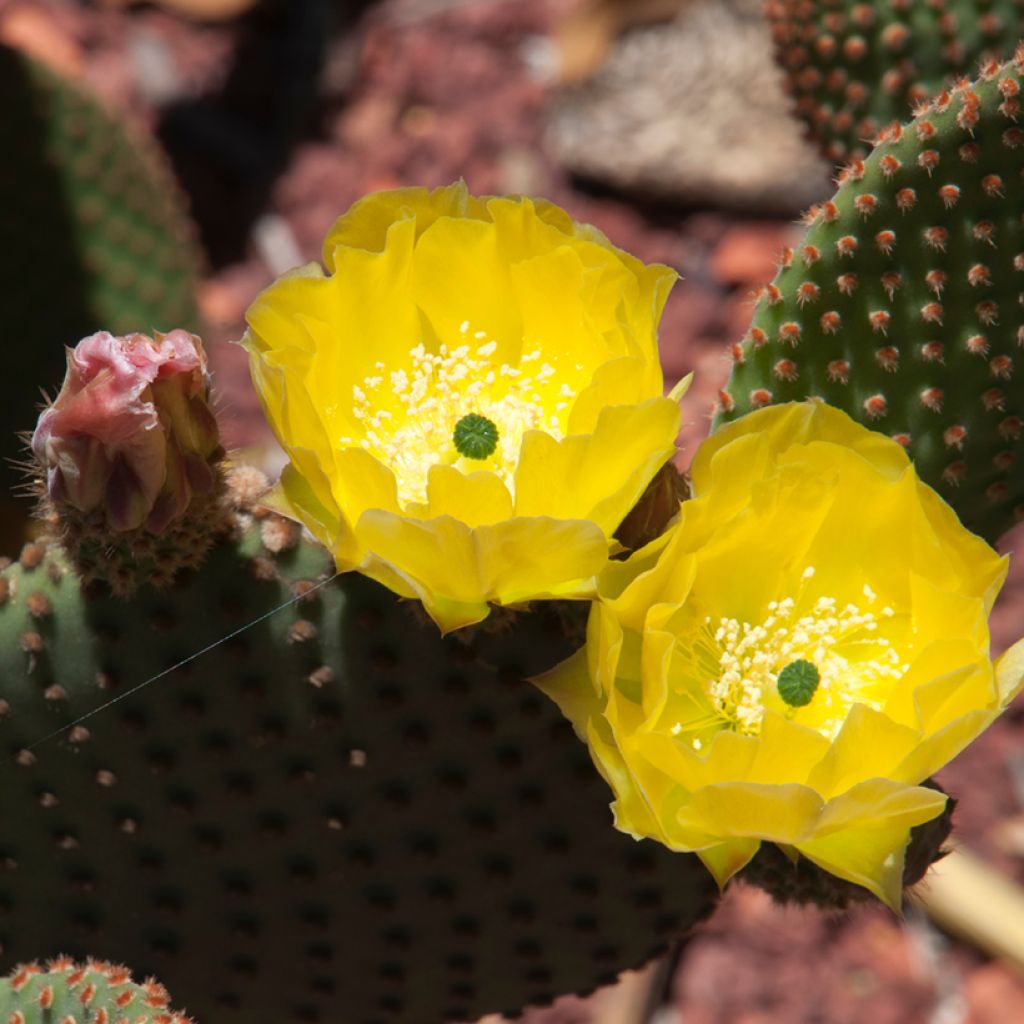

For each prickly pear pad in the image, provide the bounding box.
[720,50,1024,541]
[0,523,714,1024]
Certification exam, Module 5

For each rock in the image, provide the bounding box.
[545,0,831,213]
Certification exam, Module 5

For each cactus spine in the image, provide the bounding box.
[718,47,1024,542]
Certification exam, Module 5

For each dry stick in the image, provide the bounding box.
[912,846,1024,974]
[95,0,258,18]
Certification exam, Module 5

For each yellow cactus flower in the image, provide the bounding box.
[536,402,1024,908]
[243,182,685,631]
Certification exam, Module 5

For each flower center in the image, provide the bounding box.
[339,322,579,505]
[675,569,909,744]
[453,413,499,459]
[776,659,820,707]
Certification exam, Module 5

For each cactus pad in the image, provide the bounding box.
[0,518,715,1024]
[717,50,1024,542]
[0,959,190,1024]
[0,44,200,520]
[767,0,1024,162]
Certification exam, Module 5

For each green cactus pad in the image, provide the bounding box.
[767,0,1024,162]
[0,44,200,527]
[0,521,715,1024]
[0,959,191,1024]
[717,50,1024,542]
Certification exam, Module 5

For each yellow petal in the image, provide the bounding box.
[532,648,600,740]
[691,402,910,497]
[882,638,985,728]
[915,480,1008,612]
[354,511,608,632]
[797,781,948,909]
[797,825,911,910]
[698,839,762,888]
[275,461,342,554]
[746,712,833,786]
[808,703,919,798]
[598,523,689,625]
[314,216,425,380]
[588,718,668,844]
[673,782,825,846]
[568,358,654,435]
[639,625,675,728]
[995,635,1024,704]
[587,601,624,699]
[413,214,524,357]
[423,465,513,526]
[890,709,995,783]
[668,372,694,403]
[322,181,484,262]
[515,398,680,532]
[797,780,947,908]
[814,778,948,837]
[509,244,620,391]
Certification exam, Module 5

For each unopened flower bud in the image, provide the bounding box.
[32,330,221,535]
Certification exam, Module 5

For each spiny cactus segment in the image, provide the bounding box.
[767,0,1024,162]
[0,500,715,1024]
[717,48,1024,543]
[0,958,190,1024]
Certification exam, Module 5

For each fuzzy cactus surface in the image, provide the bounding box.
[767,0,1024,162]
[717,48,1024,542]
[0,499,716,1024]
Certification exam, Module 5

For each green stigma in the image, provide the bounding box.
[776,659,820,708]
[453,413,499,460]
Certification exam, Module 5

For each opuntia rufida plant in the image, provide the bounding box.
[0,959,191,1024]
[2,17,1024,1024]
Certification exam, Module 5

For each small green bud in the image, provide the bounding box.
[777,659,820,707]
[453,413,499,460]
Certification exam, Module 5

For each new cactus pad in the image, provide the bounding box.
[0,506,716,1024]
[717,48,1024,542]
[0,959,190,1024]
[767,0,1024,162]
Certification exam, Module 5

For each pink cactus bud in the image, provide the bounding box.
[32,330,221,534]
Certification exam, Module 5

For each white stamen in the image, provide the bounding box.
[339,325,578,505]
[699,578,906,740]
